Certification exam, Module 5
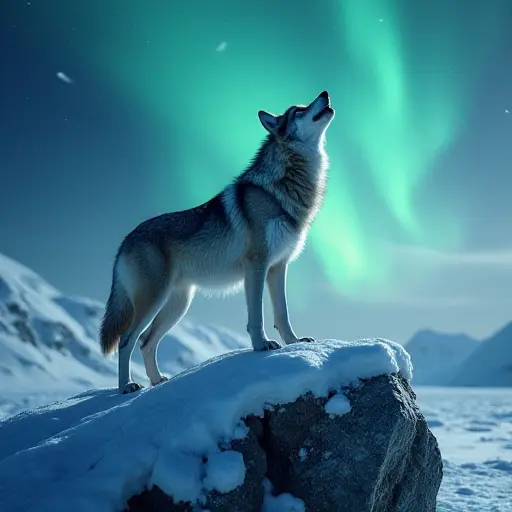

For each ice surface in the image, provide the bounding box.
[417,386,512,511]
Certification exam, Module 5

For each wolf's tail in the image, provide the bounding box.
[99,268,133,355]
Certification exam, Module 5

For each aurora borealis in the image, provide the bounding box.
[76,0,507,292]
[2,0,512,341]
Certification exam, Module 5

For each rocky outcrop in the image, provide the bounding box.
[127,374,442,512]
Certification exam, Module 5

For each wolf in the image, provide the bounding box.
[100,91,335,394]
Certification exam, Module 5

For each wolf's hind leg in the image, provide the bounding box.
[140,287,195,386]
[118,284,170,394]
[118,332,143,393]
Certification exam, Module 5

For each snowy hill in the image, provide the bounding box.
[0,253,249,418]
[405,329,480,386]
[450,321,512,387]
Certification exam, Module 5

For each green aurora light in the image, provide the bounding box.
[75,0,507,294]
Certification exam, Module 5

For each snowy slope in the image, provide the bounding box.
[0,338,412,512]
[405,329,480,386]
[450,321,512,387]
[0,252,249,418]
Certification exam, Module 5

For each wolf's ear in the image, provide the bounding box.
[258,110,278,134]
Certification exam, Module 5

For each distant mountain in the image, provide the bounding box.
[450,322,512,387]
[0,253,249,418]
[0,253,128,405]
[405,329,480,385]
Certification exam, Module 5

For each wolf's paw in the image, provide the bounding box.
[260,339,282,351]
[121,382,144,394]
[151,376,169,387]
[299,336,316,343]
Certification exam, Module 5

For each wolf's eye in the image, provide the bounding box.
[294,110,304,118]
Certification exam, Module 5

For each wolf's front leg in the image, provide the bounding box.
[244,258,281,351]
[266,261,315,345]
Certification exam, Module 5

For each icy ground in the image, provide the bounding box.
[416,386,512,512]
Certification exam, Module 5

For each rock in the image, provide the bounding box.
[127,374,442,512]
[127,420,267,512]
[264,375,442,512]
[204,421,267,512]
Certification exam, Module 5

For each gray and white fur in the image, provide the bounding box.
[100,91,335,394]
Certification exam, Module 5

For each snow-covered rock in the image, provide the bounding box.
[0,338,443,512]
[450,322,512,387]
[129,374,442,512]
[405,329,480,386]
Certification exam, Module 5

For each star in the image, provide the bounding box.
[216,41,228,52]
[505,109,509,114]
[57,72,73,84]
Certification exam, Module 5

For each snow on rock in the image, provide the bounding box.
[262,478,305,512]
[450,321,512,387]
[0,338,416,512]
[405,329,480,386]
[148,449,203,504]
[324,392,351,416]
[202,450,246,494]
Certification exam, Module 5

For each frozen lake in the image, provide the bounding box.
[416,386,512,512]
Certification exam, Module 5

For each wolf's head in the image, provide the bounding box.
[258,91,334,147]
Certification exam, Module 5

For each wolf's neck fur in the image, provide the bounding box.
[237,134,328,231]
[244,134,327,182]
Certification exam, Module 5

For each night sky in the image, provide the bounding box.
[1,0,512,343]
